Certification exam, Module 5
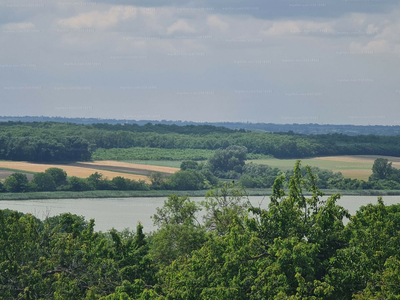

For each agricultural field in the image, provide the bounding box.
[92,147,216,161]
[123,160,185,168]
[0,169,34,181]
[92,147,270,162]
[0,161,180,183]
[249,155,400,181]
[76,161,179,176]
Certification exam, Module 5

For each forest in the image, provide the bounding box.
[1,162,400,299]
[1,121,400,162]
[3,116,400,136]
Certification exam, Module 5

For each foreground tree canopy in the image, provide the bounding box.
[1,161,400,299]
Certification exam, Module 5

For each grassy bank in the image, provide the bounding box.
[1,189,400,200]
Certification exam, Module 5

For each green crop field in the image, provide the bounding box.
[92,147,271,162]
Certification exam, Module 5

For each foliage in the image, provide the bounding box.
[66,176,93,191]
[149,172,165,190]
[150,195,207,267]
[2,163,400,299]
[93,147,215,161]
[32,172,56,191]
[165,170,207,190]
[208,145,248,178]
[202,182,251,235]
[180,160,199,170]
[3,121,400,163]
[3,172,29,192]
[45,167,68,187]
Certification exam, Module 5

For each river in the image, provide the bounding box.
[0,195,399,232]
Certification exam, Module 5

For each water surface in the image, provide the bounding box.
[0,195,398,232]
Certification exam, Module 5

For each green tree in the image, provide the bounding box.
[67,176,92,191]
[180,160,199,170]
[32,172,56,191]
[202,182,250,235]
[87,172,104,189]
[3,173,29,192]
[45,167,67,187]
[149,172,165,190]
[371,158,393,180]
[166,169,206,190]
[150,195,207,267]
[208,145,247,177]
[158,161,349,299]
[112,176,129,190]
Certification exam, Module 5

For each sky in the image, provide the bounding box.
[1,0,400,125]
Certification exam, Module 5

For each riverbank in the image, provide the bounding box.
[0,188,398,200]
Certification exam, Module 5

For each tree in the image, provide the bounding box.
[149,172,165,189]
[32,172,56,191]
[150,195,207,266]
[202,182,250,235]
[87,172,104,190]
[158,161,349,299]
[371,158,393,180]
[67,176,92,191]
[180,160,199,171]
[208,145,247,177]
[166,170,206,190]
[3,173,29,192]
[45,167,67,187]
[111,176,129,190]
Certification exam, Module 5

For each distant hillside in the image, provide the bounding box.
[1,116,400,136]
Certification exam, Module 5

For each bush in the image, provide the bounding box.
[45,168,67,187]
[32,172,56,191]
[166,170,207,190]
[180,161,199,171]
[67,177,92,191]
[3,173,29,193]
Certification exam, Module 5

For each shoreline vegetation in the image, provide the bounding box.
[0,188,399,201]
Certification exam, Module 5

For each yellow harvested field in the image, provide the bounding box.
[331,169,373,181]
[251,155,400,180]
[80,161,179,174]
[0,161,150,182]
[314,155,400,164]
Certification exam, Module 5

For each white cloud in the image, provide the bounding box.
[261,20,334,36]
[167,19,195,34]
[58,6,137,29]
[207,15,229,31]
[2,22,35,30]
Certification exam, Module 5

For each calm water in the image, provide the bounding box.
[0,195,399,232]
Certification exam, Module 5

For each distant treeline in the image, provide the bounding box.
[3,116,400,136]
[1,121,400,161]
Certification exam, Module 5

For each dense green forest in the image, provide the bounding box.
[1,121,400,162]
[3,116,400,136]
[2,163,400,299]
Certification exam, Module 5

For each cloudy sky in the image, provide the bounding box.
[1,0,400,125]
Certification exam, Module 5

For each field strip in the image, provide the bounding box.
[248,155,400,180]
[80,161,179,174]
[0,161,150,182]
[314,155,400,163]
[331,169,372,181]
